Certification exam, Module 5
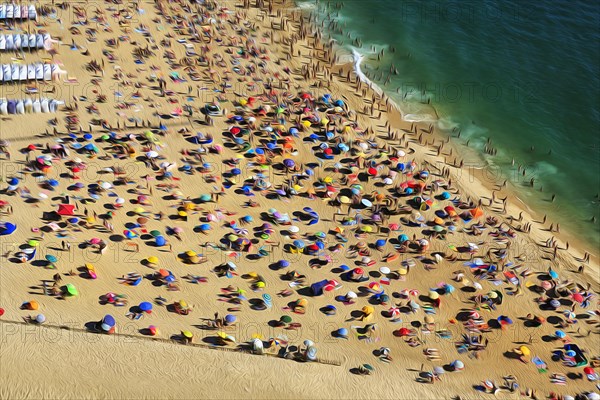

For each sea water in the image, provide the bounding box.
[299,0,600,248]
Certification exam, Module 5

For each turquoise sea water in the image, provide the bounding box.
[299,0,600,248]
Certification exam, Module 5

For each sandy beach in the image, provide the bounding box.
[0,1,598,399]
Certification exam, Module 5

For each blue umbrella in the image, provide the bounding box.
[0,222,16,236]
[283,158,295,168]
[101,314,115,331]
[8,177,19,185]
[155,235,166,246]
[278,260,290,268]
[293,240,305,249]
[225,314,236,324]
[231,168,241,176]
[398,234,409,243]
[198,223,211,231]
[139,302,153,312]
[441,191,451,200]
[47,179,59,187]
[83,133,93,140]
[336,328,348,338]
[375,239,386,247]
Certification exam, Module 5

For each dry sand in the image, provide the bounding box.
[0,1,598,399]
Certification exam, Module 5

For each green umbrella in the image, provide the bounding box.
[28,239,40,247]
[150,230,161,237]
[433,225,444,232]
[280,315,292,323]
[65,283,78,296]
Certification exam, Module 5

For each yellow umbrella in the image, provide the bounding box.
[182,330,193,339]
[339,196,351,204]
[302,120,311,128]
[185,250,197,257]
[519,346,531,356]
[147,256,159,264]
[362,306,374,316]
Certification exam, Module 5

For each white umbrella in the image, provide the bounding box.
[16,100,24,114]
[27,64,35,80]
[13,3,20,19]
[11,64,18,81]
[14,34,21,49]
[33,99,41,113]
[0,100,7,115]
[41,99,49,113]
[36,34,43,49]
[0,35,5,50]
[146,151,159,158]
[29,34,36,49]
[6,4,13,19]
[28,5,36,20]
[19,64,26,80]
[21,34,28,49]
[5,35,13,50]
[43,64,51,81]
[35,63,43,80]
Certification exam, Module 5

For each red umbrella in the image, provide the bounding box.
[396,327,411,336]
[572,293,584,303]
[367,167,378,176]
[57,204,75,216]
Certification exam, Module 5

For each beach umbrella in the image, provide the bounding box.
[0,222,16,235]
[572,293,584,303]
[428,290,439,300]
[101,314,115,331]
[28,239,40,247]
[336,328,349,339]
[280,315,292,324]
[549,299,561,309]
[123,230,137,239]
[146,151,158,159]
[548,268,559,279]
[396,327,411,337]
[35,314,46,324]
[45,254,57,263]
[555,330,566,339]
[346,290,358,299]
[293,239,306,249]
[379,266,391,275]
[155,236,166,247]
[283,158,295,169]
[139,302,153,313]
[225,314,236,325]
[519,346,531,357]
[57,204,75,216]
[198,223,211,231]
[398,234,409,243]
[65,283,78,296]
[288,225,300,233]
[451,360,464,370]
[150,230,161,237]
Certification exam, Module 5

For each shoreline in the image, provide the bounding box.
[302,6,599,270]
[302,3,600,255]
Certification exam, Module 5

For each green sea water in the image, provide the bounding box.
[299,0,600,249]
